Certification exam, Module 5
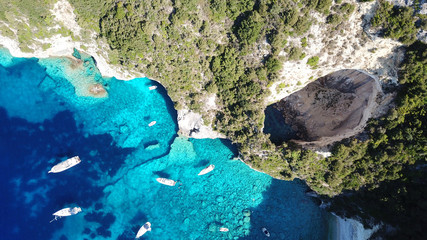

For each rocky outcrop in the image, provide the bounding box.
[275,69,381,146]
[177,109,226,139]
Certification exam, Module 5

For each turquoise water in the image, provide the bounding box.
[0,48,330,239]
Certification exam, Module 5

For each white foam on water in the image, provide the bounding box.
[328,214,379,240]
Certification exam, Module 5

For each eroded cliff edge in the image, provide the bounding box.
[271,69,382,147]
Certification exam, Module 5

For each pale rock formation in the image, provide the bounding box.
[177,109,225,139]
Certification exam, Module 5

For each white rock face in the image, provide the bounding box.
[387,0,413,7]
[50,0,82,36]
[177,109,225,139]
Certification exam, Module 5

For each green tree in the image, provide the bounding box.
[236,11,265,45]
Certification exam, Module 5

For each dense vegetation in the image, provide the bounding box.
[254,1,426,237]
[251,0,426,193]
[371,0,419,44]
[283,2,425,237]
[329,41,426,239]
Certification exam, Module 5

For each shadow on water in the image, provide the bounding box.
[148,79,179,134]
[0,108,132,240]
[152,170,171,179]
[219,138,239,157]
[263,105,296,145]
[143,140,159,148]
[193,159,210,168]
[237,179,329,240]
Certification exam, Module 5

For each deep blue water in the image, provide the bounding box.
[0,48,331,239]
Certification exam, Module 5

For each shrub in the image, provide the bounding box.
[293,16,312,35]
[284,8,299,27]
[316,0,333,14]
[301,37,308,48]
[340,3,355,19]
[269,30,288,54]
[288,47,303,61]
[307,56,319,68]
[327,14,341,25]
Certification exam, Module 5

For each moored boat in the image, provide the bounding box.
[148,86,157,90]
[50,207,82,222]
[48,156,81,173]
[261,227,270,237]
[148,121,156,127]
[136,222,151,238]
[219,227,229,232]
[156,177,176,186]
[198,164,215,176]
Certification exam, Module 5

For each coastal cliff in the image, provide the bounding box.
[274,69,382,146]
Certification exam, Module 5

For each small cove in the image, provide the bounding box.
[0,48,331,239]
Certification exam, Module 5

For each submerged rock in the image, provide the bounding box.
[209,223,218,232]
[242,209,251,217]
[89,83,107,98]
[216,195,224,202]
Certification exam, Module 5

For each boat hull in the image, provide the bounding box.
[48,156,81,173]
[53,207,82,217]
[156,178,176,186]
[136,222,151,238]
[198,164,215,176]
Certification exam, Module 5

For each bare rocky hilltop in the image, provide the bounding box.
[274,69,382,147]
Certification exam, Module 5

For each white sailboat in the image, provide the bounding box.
[156,178,176,186]
[148,121,156,127]
[48,156,81,173]
[219,227,229,232]
[136,222,151,238]
[148,86,157,90]
[50,207,82,222]
[198,164,215,176]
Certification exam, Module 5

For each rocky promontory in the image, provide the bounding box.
[274,69,381,146]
